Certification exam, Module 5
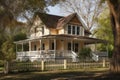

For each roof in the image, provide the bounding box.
[35,12,63,28]
[35,12,91,34]
[14,34,107,44]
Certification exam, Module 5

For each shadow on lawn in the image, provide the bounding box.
[0,70,120,80]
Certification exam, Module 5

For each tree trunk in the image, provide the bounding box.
[107,0,120,73]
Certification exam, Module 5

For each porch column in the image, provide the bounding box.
[22,43,24,51]
[29,41,31,51]
[54,39,56,58]
[71,40,73,52]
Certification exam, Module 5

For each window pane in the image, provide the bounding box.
[72,26,75,34]
[77,26,80,35]
[42,43,45,50]
[34,45,37,50]
[51,42,54,50]
[68,25,71,34]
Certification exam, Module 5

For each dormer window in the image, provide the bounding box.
[67,24,82,36]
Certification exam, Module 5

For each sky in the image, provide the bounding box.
[18,4,69,22]
[47,4,68,16]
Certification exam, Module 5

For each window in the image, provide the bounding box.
[68,25,71,34]
[77,26,80,35]
[42,27,44,35]
[34,45,37,50]
[42,43,45,50]
[67,24,82,35]
[72,26,75,34]
[51,42,54,50]
[68,42,71,50]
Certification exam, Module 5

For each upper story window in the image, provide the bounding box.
[77,26,80,35]
[68,25,71,34]
[72,26,75,35]
[42,27,44,35]
[67,24,83,36]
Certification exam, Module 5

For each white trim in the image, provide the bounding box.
[54,39,56,58]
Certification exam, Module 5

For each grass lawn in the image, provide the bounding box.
[0,68,120,80]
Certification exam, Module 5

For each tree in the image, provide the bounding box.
[0,0,64,61]
[107,0,120,72]
[1,38,15,61]
[60,0,105,30]
[94,8,113,58]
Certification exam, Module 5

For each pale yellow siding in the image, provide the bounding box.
[58,29,64,34]
[50,29,58,35]
[44,27,50,35]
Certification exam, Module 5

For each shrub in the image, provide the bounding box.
[78,47,91,59]
[0,60,4,67]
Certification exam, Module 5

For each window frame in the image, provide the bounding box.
[67,24,82,35]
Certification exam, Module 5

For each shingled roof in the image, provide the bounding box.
[35,12,91,34]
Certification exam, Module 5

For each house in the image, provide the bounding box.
[14,12,108,62]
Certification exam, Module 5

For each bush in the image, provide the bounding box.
[0,60,4,67]
[78,47,91,59]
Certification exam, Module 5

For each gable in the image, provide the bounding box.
[68,15,82,25]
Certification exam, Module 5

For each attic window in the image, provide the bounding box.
[34,27,37,33]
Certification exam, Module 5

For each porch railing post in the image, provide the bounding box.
[41,60,45,71]
[64,59,67,69]
[103,58,106,67]
[54,39,56,58]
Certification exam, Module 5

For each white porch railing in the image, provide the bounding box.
[91,51,108,61]
[16,50,78,62]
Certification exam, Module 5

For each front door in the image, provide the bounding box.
[67,42,79,52]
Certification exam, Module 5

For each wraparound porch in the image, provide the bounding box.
[14,35,108,62]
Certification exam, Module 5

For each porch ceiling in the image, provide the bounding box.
[14,34,107,44]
